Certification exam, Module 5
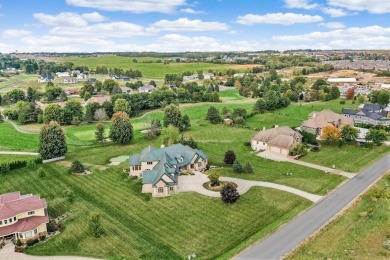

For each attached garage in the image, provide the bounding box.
[269,145,289,156]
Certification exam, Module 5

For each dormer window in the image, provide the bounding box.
[28,211,35,216]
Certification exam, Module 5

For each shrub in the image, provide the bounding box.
[339,100,346,104]
[244,162,253,173]
[38,169,46,178]
[221,183,240,204]
[89,213,105,238]
[26,239,39,247]
[208,172,220,186]
[39,235,46,241]
[224,150,236,165]
[16,239,23,247]
[71,160,85,173]
[233,159,243,173]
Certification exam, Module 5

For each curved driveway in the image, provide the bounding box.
[236,153,390,260]
[178,172,323,202]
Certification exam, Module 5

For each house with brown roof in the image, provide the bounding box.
[251,126,302,156]
[0,192,49,243]
[301,109,354,137]
[84,96,111,106]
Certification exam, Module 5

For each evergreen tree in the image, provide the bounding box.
[233,159,243,173]
[38,121,67,160]
[163,104,182,128]
[253,98,267,113]
[244,162,253,173]
[180,114,191,131]
[109,112,133,144]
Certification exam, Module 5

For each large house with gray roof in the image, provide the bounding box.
[343,104,390,126]
[129,144,208,197]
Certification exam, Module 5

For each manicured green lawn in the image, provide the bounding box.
[0,164,311,259]
[0,122,39,152]
[219,88,246,101]
[287,174,390,260]
[245,99,357,129]
[59,55,256,79]
[0,154,40,163]
[301,144,390,173]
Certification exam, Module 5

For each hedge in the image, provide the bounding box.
[0,157,42,174]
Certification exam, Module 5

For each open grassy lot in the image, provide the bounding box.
[0,122,39,152]
[0,154,39,163]
[288,173,390,260]
[0,163,311,259]
[59,55,258,79]
[301,144,390,173]
[245,99,357,129]
[0,74,41,95]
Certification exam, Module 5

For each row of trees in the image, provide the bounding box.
[321,125,387,146]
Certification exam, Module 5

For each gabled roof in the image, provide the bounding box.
[131,144,207,186]
[0,192,47,219]
[302,109,354,129]
[252,126,302,149]
[139,85,155,91]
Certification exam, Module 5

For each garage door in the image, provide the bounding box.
[280,148,289,156]
[269,146,280,153]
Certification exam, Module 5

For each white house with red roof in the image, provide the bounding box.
[0,192,49,243]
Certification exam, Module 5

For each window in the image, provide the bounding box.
[34,229,38,235]
[25,231,33,239]
[158,187,164,193]
[9,218,12,223]
[14,217,16,221]
[28,211,35,216]
[169,186,174,192]
[4,220,7,224]
[147,162,153,165]
[198,162,202,167]
[0,220,2,225]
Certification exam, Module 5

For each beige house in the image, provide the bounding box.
[301,109,354,137]
[0,192,49,243]
[251,126,302,156]
[129,144,208,197]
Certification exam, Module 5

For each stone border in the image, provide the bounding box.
[42,156,65,164]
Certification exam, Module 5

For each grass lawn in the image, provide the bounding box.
[0,122,39,152]
[245,99,357,129]
[0,164,311,259]
[0,74,41,95]
[301,144,390,173]
[59,55,259,79]
[287,174,390,260]
[0,154,40,163]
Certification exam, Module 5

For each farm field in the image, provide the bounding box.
[288,174,390,260]
[1,163,311,259]
[58,55,259,79]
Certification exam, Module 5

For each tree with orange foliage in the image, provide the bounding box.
[345,88,355,100]
[321,125,341,145]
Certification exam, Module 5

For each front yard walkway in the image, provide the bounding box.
[257,150,355,179]
[0,242,99,260]
[178,172,323,202]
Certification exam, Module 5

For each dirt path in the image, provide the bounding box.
[4,120,38,135]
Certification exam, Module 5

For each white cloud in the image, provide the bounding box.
[328,0,390,14]
[321,7,348,17]
[81,12,106,22]
[33,12,106,27]
[180,8,204,14]
[273,25,390,49]
[147,18,228,32]
[2,29,32,39]
[49,22,147,38]
[66,0,187,13]
[236,13,323,25]
[319,22,345,29]
[284,0,319,10]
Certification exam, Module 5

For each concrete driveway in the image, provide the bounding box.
[0,242,99,260]
[257,150,355,179]
[178,172,323,202]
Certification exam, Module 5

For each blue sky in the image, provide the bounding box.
[0,0,390,52]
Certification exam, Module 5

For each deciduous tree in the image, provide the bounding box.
[366,129,387,146]
[321,125,341,145]
[224,150,236,165]
[221,183,240,204]
[341,125,359,143]
[43,104,64,124]
[206,106,221,124]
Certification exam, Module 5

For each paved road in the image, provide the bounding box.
[236,153,390,260]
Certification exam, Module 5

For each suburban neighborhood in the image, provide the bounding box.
[0,1,390,259]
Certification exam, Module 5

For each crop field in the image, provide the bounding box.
[58,55,259,79]
[288,174,390,259]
